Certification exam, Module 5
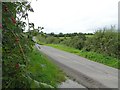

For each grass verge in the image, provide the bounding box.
[27,47,66,88]
[47,44,119,69]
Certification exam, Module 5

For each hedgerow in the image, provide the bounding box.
[2,1,53,89]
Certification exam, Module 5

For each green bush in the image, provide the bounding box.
[2,2,35,88]
[46,36,60,44]
[60,35,86,50]
[84,27,119,58]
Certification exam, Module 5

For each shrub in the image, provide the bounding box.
[46,36,60,44]
[84,27,119,58]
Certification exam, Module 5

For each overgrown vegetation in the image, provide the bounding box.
[84,27,119,58]
[27,48,65,88]
[2,2,34,88]
[2,1,65,89]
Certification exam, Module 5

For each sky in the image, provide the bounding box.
[28,0,119,34]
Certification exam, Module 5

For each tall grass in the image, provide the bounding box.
[27,48,66,88]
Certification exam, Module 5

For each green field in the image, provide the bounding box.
[85,35,93,38]
[27,48,66,88]
[47,44,119,69]
[59,37,71,39]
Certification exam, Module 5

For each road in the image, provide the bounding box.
[35,44,118,89]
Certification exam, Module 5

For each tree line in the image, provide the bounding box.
[46,32,94,37]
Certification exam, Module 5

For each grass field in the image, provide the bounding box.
[85,35,93,38]
[27,48,66,88]
[47,44,119,69]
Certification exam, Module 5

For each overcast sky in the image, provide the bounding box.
[28,0,119,34]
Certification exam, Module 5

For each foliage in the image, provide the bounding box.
[84,27,119,58]
[2,2,33,88]
[36,35,60,44]
[2,1,65,89]
[2,1,57,89]
[46,36,60,44]
[37,33,86,50]
[69,35,86,49]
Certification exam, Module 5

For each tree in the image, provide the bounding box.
[58,32,64,37]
